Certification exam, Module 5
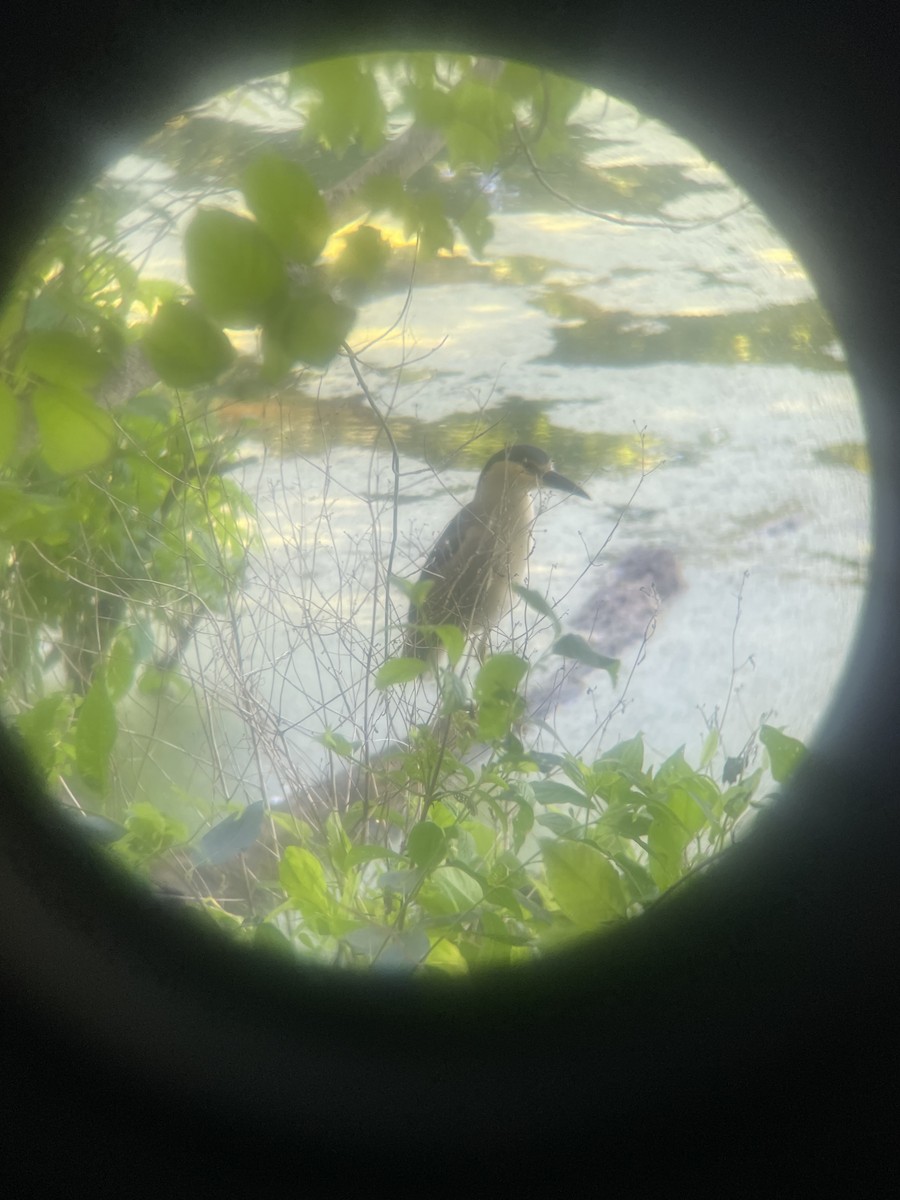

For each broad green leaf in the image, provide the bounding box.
[375,657,429,687]
[433,624,466,667]
[279,845,332,917]
[536,811,581,838]
[474,653,528,741]
[760,724,807,783]
[333,225,390,292]
[647,809,688,891]
[324,811,352,872]
[512,584,562,636]
[475,653,528,698]
[346,844,403,867]
[141,301,234,387]
[667,786,708,839]
[0,486,77,541]
[600,807,653,840]
[598,734,645,773]
[406,820,446,869]
[655,745,689,785]
[723,768,763,819]
[699,727,720,769]
[20,330,109,389]
[241,154,330,264]
[267,288,355,368]
[0,381,21,466]
[185,209,286,327]
[318,728,356,758]
[120,802,188,859]
[75,674,118,794]
[106,635,136,701]
[552,634,620,683]
[293,58,387,155]
[425,938,469,974]
[192,802,265,866]
[445,121,500,170]
[438,668,469,714]
[542,839,627,930]
[531,780,592,808]
[418,865,484,916]
[13,692,74,776]
[407,192,454,257]
[32,385,115,474]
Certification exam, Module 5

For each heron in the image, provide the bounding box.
[403,444,590,661]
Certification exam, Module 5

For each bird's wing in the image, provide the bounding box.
[405,504,495,654]
[419,504,483,586]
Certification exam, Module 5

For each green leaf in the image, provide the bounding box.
[667,786,708,839]
[551,634,620,683]
[647,809,688,891]
[474,653,528,741]
[106,635,136,702]
[265,288,355,369]
[141,301,234,387]
[475,653,528,698]
[598,734,645,773]
[512,584,562,636]
[13,693,75,776]
[531,780,592,808]
[185,209,286,327]
[75,673,118,794]
[759,724,807,783]
[375,657,429,688]
[293,58,387,155]
[406,820,446,870]
[432,624,466,667]
[318,728,356,758]
[346,844,403,867]
[192,802,265,866]
[418,865,484,916]
[119,802,187,860]
[241,154,331,264]
[425,938,469,974]
[333,225,390,292]
[0,380,20,467]
[279,845,332,917]
[699,727,719,769]
[536,811,582,838]
[32,384,115,474]
[20,330,109,389]
[541,839,627,930]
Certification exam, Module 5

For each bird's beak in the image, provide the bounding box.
[542,468,590,500]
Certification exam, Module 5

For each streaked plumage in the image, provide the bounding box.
[404,444,589,660]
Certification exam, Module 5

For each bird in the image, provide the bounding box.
[403,444,590,661]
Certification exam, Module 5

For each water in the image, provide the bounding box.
[110,79,869,808]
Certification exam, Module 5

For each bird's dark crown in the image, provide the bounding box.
[480,444,552,477]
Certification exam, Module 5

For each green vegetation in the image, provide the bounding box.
[0,53,811,970]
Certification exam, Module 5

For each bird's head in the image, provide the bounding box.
[476,444,590,502]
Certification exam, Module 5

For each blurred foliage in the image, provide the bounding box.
[0,52,820,969]
[81,645,805,971]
